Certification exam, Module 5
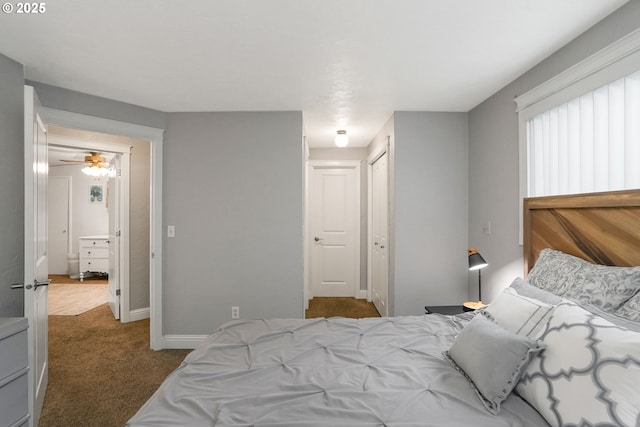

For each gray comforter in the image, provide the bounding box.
[126,314,549,426]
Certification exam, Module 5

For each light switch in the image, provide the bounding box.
[482,220,491,235]
[167,225,176,238]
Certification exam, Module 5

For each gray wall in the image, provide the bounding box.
[26,81,166,130]
[468,0,640,303]
[129,138,151,310]
[163,112,304,335]
[394,112,469,314]
[0,54,24,317]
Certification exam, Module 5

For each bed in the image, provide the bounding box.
[126,190,640,427]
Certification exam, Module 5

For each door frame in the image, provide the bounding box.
[48,137,131,321]
[367,143,390,315]
[39,107,165,349]
[305,160,361,303]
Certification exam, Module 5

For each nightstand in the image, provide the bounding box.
[424,305,465,315]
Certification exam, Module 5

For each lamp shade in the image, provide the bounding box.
[468,247,488,270]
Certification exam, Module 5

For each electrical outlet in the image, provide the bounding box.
[231,306,239,319]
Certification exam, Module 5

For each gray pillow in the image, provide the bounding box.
[527,248,640,313]
[614,291,640,322]
[444,313,546,415]
[582,301,640,332]
[509,277,562,305]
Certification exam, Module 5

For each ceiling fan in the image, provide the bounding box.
[60,151,109,167]
[60,151,111,176]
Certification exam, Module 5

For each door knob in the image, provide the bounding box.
[314,237,323,242]
[12,279,51,290]
[34,279,51,289]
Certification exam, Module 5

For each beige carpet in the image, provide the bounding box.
[48,282,109,315]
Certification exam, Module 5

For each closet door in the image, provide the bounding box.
[48,176,71,274]
[371,152,388,316]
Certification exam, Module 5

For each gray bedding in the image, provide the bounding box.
[126,314,548,426]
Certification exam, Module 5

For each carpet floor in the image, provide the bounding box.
[305,297,381,319]
[40,304,190,427]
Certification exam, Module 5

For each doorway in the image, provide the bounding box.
[306,160,361,301]
[47,133,132,321]
[39,107,164,349]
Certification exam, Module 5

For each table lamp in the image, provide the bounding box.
[464,247,488,311]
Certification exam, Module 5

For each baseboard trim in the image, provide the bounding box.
[128,307,150,322]
[162,334,208,349]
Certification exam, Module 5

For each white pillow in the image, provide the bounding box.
[485,287,554,336]
[516,300,640,427]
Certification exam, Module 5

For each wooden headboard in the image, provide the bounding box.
[523,189,640,275]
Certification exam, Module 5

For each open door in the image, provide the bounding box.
[108,154,121,319]
[24,85,49,427]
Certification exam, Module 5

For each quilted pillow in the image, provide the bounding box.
[616,292,640,322]
[445,313,545,415]
[527,248,640,312]
[516,301,640,427]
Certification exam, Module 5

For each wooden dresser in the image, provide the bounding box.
[0,317,29,427]
[79,235,109,281]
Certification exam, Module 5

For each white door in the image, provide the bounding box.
[24,85,49,427]
[371,152,389,316]
[108,155,121,319]
[309,162,360,297]
[48,176,70,274]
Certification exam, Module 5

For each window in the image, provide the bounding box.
[515,28,640,243]
[526,70,640,197]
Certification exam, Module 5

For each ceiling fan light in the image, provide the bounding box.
[82,164,110,177]
[335,130,348,147]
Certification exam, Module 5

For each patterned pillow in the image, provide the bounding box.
[616,291,640,322]
[527,248,640,312]
[516,301,640,427]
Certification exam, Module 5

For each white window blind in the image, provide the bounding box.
[527,69,640,197]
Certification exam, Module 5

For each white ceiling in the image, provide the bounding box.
[0,0,628,147]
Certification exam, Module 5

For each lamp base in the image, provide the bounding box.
[463,301,486,311]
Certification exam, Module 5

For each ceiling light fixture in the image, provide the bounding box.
[81,164,111,177]
[335,130,348,147]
